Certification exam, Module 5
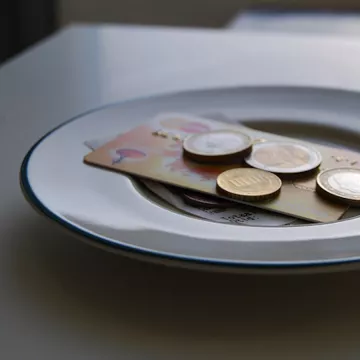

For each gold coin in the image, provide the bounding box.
[245,141,322,175]
[216,168,282,202]
[182,130,252,163]
[316,168,360,205]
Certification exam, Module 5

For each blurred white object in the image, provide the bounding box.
[227,10,360,36]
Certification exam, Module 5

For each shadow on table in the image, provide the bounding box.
[9,213,360,357]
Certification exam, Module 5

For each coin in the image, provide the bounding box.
[216,168,282,201]
[181,190,234,208]
[245,141,322,175]
[182,130,252,163]
[316,168,360,205]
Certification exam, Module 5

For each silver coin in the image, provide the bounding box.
[245,141,322,174]
[183,130,252,163]
[316,167,360,205]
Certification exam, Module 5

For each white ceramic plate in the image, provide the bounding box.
[20,86,360,273]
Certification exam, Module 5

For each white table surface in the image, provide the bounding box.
[2,24,360,359]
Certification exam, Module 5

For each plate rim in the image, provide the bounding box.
[19,85,360,271]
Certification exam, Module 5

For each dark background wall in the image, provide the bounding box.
[1,0,56,63]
